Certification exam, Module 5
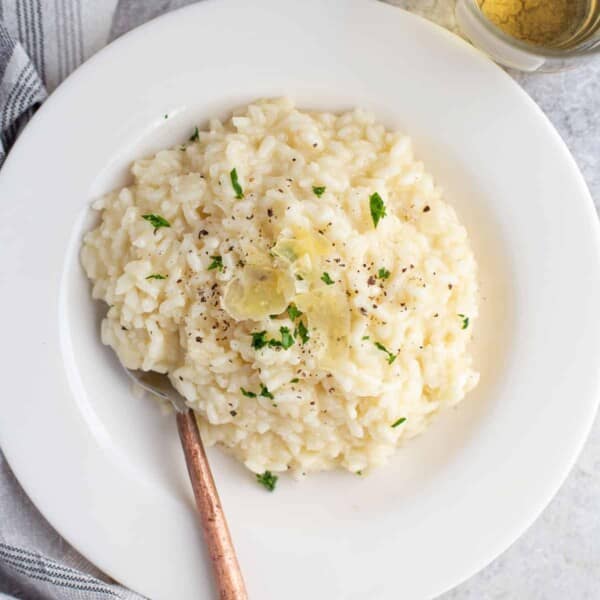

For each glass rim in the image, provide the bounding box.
[462,0,600,60]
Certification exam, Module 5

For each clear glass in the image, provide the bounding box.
[455,0,600,72]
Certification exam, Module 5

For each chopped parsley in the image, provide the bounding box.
[240,384,274,400]
[295,320,310,344]
[290,378,299,383]
[321,272,334,285]
[362,335,370,340]
[312,186,326,197]
[189,126,199,142]
[287,303,303,320]
[230,168,244,199]
[377,267,391,280]
[256,470,278,491]
[208,256,223,272]
[260,385,274,400]
[145,274,167,280]
[356,470,363,476]
[267,326,295,349]
[251,331,268,349]
[369,192,386,228]
[142,213,171,232]
[391,417,407,428]
[374,341,397,364]
[279,327,295,349]
[458,314,469,329]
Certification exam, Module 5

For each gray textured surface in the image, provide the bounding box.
[385,2,600,598]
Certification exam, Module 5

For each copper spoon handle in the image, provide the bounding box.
[176,409,248,600]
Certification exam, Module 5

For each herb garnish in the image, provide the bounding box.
[377,267,391,280]
[295,321,310,344]
[267,326,295,349]
[279,327,295,349]
[256,470,278,491]
[260,385,274,400]
[142,214,171,232]
[362,335,370,340]
[230,168,244,199]
[374,341,397,364]
[458,314,469,329]
[391,417,406,428]
[369,192,386,228]
[240,387,257,398]
[287,303,303,320]
[208,256,224,272]
[312,186,326,198]
[290,378,299,383]
[189,126,199,142]
[321,272,334,285]
[145,274,167,280]
[251,331,268,349]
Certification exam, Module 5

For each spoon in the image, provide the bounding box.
[123,368,248,600]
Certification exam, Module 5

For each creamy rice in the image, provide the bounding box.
[81,98,479,476]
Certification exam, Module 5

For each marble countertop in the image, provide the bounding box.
[384,2,600,598]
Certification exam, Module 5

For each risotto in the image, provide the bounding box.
[81,98,479,477]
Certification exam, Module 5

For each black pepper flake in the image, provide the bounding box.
[198,229,209,237]
[423,205,431,212]
[434,313,439,318]
[360,307,368,315]
[267,208,273,217]
[121,326,128,331]
[178,376,183,381]
[195,336,203,342]
[402,268,407,273]
[230,410,237,417]
[367,276,376,286]
[176,279,182,283]
[278,188,284,193]
[448,284,453,290]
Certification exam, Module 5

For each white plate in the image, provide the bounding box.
[1,1,599,598]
